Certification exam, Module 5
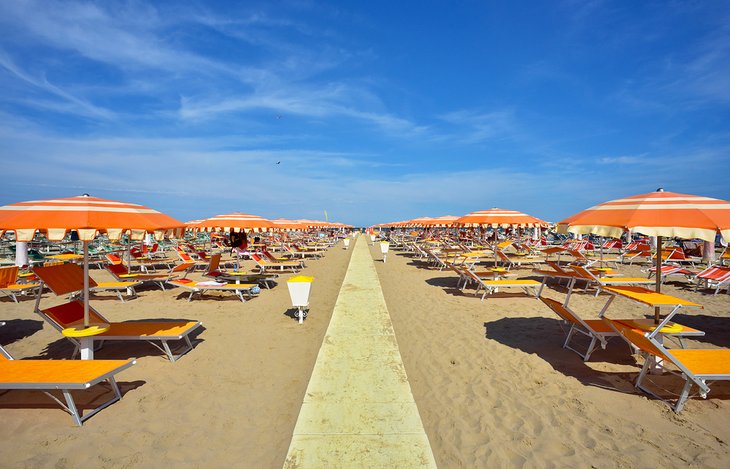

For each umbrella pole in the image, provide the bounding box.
[654,236,662,324]
[83,241,90,328]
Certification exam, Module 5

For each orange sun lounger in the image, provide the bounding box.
[605,319,730,412]
[32,264,202,362]
[0,266,41,303]
[167,278,259,302]
[0,342,134,426]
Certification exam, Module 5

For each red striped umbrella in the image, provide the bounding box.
[454,208,547,228]
[0,194,184,330]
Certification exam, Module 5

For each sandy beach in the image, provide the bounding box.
[1,238,729,468]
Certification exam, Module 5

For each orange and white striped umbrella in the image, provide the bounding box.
[557,189,730,243]
[0,194,184,242]
[195,212,274,233]
[421,215,459,227]
[270,218,306,231]
[454,208,547,228]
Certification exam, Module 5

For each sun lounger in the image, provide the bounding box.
[540,297,703,361]
[251,254,302,273]
[541,297,618,361]
[463,269,540,300]
[203,253,278,289]
[89,280,142,302]
[604,318,730,412]
[570,264,655,294]
[0,266,41,303]
[106,262,195,291]
[0,343,135,426]
[32,264,202,362]
[694,265,730,295]
[646,264,698,284]
[496,250,543,269]
[167,278,259,302]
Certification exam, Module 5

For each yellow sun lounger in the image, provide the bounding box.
[32,264,202,362]
[605,319,730,412]
[89,280,142,302]
[465,272,541,301]
[251,254,302,273]
[167,279,259,302]
[0,343,134,426]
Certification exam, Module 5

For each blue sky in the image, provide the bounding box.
[1,1,729,226]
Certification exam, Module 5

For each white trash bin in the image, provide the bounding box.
[287,275,314,324]
[380,241,390,262]
[343,238,350,249]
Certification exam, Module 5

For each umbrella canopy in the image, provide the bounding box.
[195,212,274,232]
[270,218,306,231]
[421,215,459,227]
[0,194,184,242]
[454,208,547,228]
[556,189,730,243]
[0,194,185,331]
[557,188,730,323]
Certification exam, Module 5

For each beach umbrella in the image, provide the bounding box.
[421,215,459,227]
[0,194,185,328]
[270,218,306,231]
[557,188,730,321]
[195,212,274,233]
[453,208,548,228]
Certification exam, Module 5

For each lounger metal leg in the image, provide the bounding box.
[61,390,83,426]
[674,379,694,413]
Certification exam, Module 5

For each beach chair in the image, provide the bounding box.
[570,265,655,295]
[654,248,701,268]
[646,264,698,284]
[540,297,618,361]
[719,246,730,266]
[604,318,730,412]
[251,254,302,273]
[0,266,42,303]
[621,243,652,265]
[167,278,260,302]
[105,262,195,291]
[496,250,543,269]
[285,244,322,259]
[176,249,210,270]
[32,264,202,362]
[203,253,278,289]
[0,343,135,426]
[694,265,730,295]
[463,269,540,301]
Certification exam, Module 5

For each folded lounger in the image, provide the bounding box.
[605,318,730,412]
[0,343,134,426]
[32,264,202,362]
[167,278,259,302]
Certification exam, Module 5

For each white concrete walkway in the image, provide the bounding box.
[284,235,436,468]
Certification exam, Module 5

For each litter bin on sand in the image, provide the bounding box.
[287,276,314,324]
[380,241,390,262]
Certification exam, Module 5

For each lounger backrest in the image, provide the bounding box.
[604,319,671,363]
[251,254,263,263]
[106,264,128,277]
[697,266,730,281]
[0,265,19,288]
[570,265,597,281]
[177,250,193,262]
[540,297,581,326]
[105,254,122,265]
[171,262,196,274]
[41,300,107,328]
[545,260,568,274]
[207,254,221,273]
[496,251,511,263]
[33,263,98,295]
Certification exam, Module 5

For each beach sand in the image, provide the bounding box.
[373,243,730,468]
[1,239,729,468]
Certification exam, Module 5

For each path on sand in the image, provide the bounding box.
[284,235,437,468]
